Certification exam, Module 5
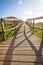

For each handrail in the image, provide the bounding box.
[27,16,43,20]
[26,16,43,39]
[26,21,43,31]
[0,18,23,40]
[32,27,43,30]
[4,23,22,32]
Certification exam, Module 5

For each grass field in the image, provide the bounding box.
[33,23,43,38]
[34,29,42,38]
[26,22,43,38]
[0,22,43,43]
[0,23,16,43]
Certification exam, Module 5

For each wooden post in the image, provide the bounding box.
[1,18,5,40]
[14,21,16,27]
[33,19,34,34]
[14,21,15,26]
[42,29,43,40]
[15,21,16,26]
[16,21,17,25]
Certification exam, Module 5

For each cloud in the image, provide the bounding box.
[18,0,22,5]
[34,7,43,17]
[20,10,34,21]
[35,7,43,11]
[35,11,43,17]
[35,8,42,11]
[24,10,33,15]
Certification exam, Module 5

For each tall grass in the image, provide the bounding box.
[33,23,43,38]
[0,23,16,43]
[34,29,42,38]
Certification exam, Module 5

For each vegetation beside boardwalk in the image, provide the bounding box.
[34,29,42,38]
[0,21,43,43]
[33,23,43,38]
[0,22,16,43]
[26,21,43,39]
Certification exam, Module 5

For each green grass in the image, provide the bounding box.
[0,23,16,43]
[30,23,43,38]
[34,23,43,29]
[4,23,14,30]
[33,23,43,38]
[34,29,42,38]
[5,30,16,39]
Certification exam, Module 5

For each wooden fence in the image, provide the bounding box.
[26,16,43,39]
[0,18,23,40]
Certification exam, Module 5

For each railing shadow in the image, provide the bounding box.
[3,24,43,65]
[24,26,43,65]
[17,30,24,34]
[3,32,17,65]
[34,30,43,65]
[3,26,22,65]
[3,24,32,65]
[34,38,43,65]
[24,26,38,55]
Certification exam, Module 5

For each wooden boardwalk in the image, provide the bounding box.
[0,23,43,65]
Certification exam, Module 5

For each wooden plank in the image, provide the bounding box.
[0,50,43,55]
[0,45,43,50]
[0,55,43,62]
[0,61,43,65]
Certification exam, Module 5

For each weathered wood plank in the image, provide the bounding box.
[0,55,43,62]
[0,61,43,65]
[1,18,6,40]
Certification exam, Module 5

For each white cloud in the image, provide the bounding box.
[34,7,43,17]
[24,10,33,15]
[18,0,22,5]
[35,7,43,12]
[35,11,43,17]
[35,8,42,11]
[20,10,34,21]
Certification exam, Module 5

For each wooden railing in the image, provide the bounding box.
[0,18,23,40]
[26,16,43,39]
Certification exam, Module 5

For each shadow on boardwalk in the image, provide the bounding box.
[3,24,43,65]
[3,33,17,65]
[34,31,43,65]
[34,38,43,65]
[24,26,43,65]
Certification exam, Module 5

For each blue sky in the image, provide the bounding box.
[0,0,43,21]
